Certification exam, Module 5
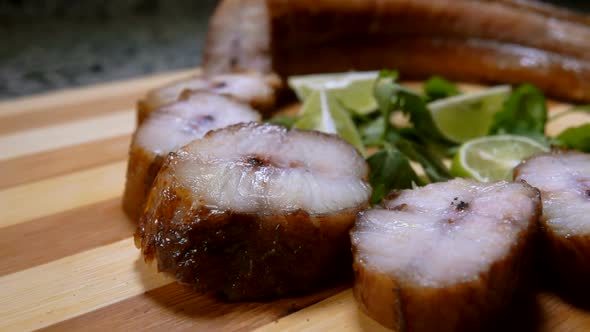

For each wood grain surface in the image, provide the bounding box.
[0,69,589,332]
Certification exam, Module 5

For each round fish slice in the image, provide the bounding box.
[351,178,541,331]
[137,122,372,300]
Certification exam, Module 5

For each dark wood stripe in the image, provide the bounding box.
[0,96,139,135]
[0,198,134,276]
[0,135,130,189]
[41,282,347,332]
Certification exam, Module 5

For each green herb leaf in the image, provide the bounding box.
[395,138,452,183]
[556,124,590,152]
[377,70,399,82]
[424,76,460,101]
[395,89,445,141]
[375,75,448,142]
[367,143,423,204]
[374,70,399,140]
[489,84,547,143]
[267,115,297,129]
[358,115,386,147]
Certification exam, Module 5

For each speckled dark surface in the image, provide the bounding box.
[0,0,218,99]
[1,0,588,100]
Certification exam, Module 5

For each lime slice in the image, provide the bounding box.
[451,135,548,182]
[288,71,378,114]
[294,89,366,155]
[429,85,511,143]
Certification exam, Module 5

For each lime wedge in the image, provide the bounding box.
[429,85,511,143]
[288,71,378,115]
[294,89,366,155]
[451,135,548,182]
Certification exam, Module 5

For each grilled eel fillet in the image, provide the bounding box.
[203,0,590,102]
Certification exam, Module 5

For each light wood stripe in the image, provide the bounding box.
[537,293,590,331]
[0,161,126,228]
[0,198,134,276]
[0,135,129,189]
[0,98,133,135]
[41,283,347,332]
[254,290,389,332]
[0,110,134,161]
[0,238,173,332]
[546,105,590,136]
[0,69,197,117]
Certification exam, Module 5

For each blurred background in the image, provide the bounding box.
[0,0,217,99]
[0,0,588,100]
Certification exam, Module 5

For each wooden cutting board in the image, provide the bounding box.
[1,70,590,332]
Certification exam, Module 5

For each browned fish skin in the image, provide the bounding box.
[514,151,590,295]
[350,179,541,331]
[137,123,371,300]
[273,37,590,103]
[267,0,590,59]
[122,148,166,223]
[203,0,271,76]
[487,0,590,26]
[138,195,360,300]
[204,0,590,102]
[353,232,533,332]
[542,230,590,295]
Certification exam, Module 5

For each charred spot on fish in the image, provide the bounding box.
[230,57,238,67]
[212,81,227,89]
[195,115,215,125]
[456,201,469,212]
[447,218,456,224]
[245,155,268,167]
[392,203,408,211]
[184,115,216,133]
[248,157,263,166]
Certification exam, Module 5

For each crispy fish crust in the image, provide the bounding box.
[514,151,590,294]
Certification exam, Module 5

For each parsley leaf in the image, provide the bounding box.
[366,71,456,203]
[367,143,424,204]
[489,84,547,143]
[267,115,296,129]
[424,76,460,101]
[556,124,590,152]
[395,136,452,183]
[357,115,386,147]
[375,78,449,143]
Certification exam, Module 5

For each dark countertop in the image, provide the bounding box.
[0,0,218,100]
[1,0,589,100]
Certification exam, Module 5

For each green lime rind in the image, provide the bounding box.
[450,134,549,182]
[288,72,378,115]
[429,85,511,143]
